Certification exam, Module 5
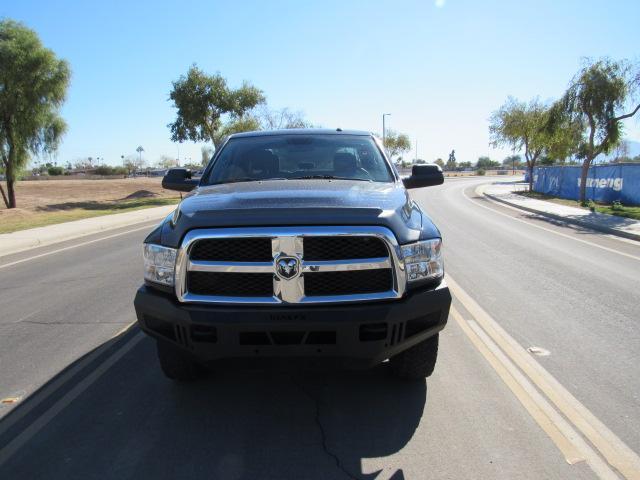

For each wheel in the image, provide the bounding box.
[156,340,201,382]
[390,334,439,380]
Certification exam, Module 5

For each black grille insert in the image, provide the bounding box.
[359,323,388,342]
[240,332,271,345]
[190,237,272,262]
[304,269,393,296]
[188,272,273,297]
[306,331,337,345]
[190,325,217,343]
[144,315,176,341]
[270,331,305,345]
[303,236,388,260]
[405,312,441,338]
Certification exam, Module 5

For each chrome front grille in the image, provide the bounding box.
[174,226,406,305]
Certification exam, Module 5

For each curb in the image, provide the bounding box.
[481,188,640,242]
[0,205,175,259]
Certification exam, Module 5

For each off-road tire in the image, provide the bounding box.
[156,340,201,382]
[390,334,439,380]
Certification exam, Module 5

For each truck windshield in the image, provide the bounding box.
[203,134,394,185]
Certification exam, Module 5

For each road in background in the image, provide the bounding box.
[413,177,640,452]
[0,176,638,479]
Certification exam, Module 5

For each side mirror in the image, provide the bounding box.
[402,164,445,189]
[162,168,199,192]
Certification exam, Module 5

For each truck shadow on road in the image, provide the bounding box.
[0,330,427,480]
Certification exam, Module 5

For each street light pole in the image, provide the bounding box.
[382,113,391,153]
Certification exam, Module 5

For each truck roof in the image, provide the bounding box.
[227,128,372,139]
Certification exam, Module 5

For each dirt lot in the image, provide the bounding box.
[0,177,180,233]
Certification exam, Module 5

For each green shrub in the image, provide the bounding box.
[477,168,486,176]
[95,165,127,176]
[612,200,624,211]
[47,166,64,176]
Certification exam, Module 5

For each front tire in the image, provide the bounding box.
[156,340,201,382]
[390,334,439,380]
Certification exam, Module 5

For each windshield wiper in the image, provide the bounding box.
[296,175,371,182]
[210,177,288,185]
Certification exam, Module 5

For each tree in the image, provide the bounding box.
[502,155,522,169]
[157,155,178,169]
[476,156,500,169]
[434,158,444,168]
[212,116,261,146]
[490,97,550,190]
[383,130,411,161]
[543,116,582,165]
[445,150,457,171]
[551,58,640,203]
[168,65,265,149]
[0,20,70,208]
[257,106,312,130]
[612,140,630,163]
[201,145,214,166]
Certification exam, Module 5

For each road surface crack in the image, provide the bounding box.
[291,376,360,480]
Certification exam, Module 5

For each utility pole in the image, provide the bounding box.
[382,113,391,153]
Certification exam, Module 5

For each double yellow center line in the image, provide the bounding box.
[448,274,640,479]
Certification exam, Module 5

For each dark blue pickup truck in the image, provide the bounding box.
[134,129,451,381]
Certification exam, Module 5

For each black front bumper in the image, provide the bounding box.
[134,283,451,369]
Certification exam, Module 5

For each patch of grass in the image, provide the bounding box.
[517,191,640,221]
[0,197,179,234]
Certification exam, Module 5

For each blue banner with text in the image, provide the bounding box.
[532,164,640,205]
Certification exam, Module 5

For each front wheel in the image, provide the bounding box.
[156,340,201,382]
[390,334,439,380]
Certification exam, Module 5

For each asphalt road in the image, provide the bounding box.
[0,176,638,479]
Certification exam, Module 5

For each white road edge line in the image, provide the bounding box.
[0,332,144,467]
[478,187,640,247]
[0,321,137,438]
[461,186,640,263]
[0,224,155,270]
[448,274,640,479]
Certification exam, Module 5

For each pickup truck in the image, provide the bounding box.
[134,129,451,381]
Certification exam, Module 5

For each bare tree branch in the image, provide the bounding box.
[612,103,640,122]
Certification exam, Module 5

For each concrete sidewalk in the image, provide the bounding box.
[0,205,176,258]
[480,182,640,241]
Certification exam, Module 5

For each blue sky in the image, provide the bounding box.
[3,0,640,167]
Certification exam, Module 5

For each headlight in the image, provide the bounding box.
[401,239,443,285]
[143,244,177,286]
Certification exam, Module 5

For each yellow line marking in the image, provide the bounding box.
[451,308,585,465]
[0,224,155,270]
[454,308,622,479]
[448,274,640,479]
[0,332,144,467]
[462,186,640,263]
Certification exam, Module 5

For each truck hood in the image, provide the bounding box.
[160,179,440,247]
